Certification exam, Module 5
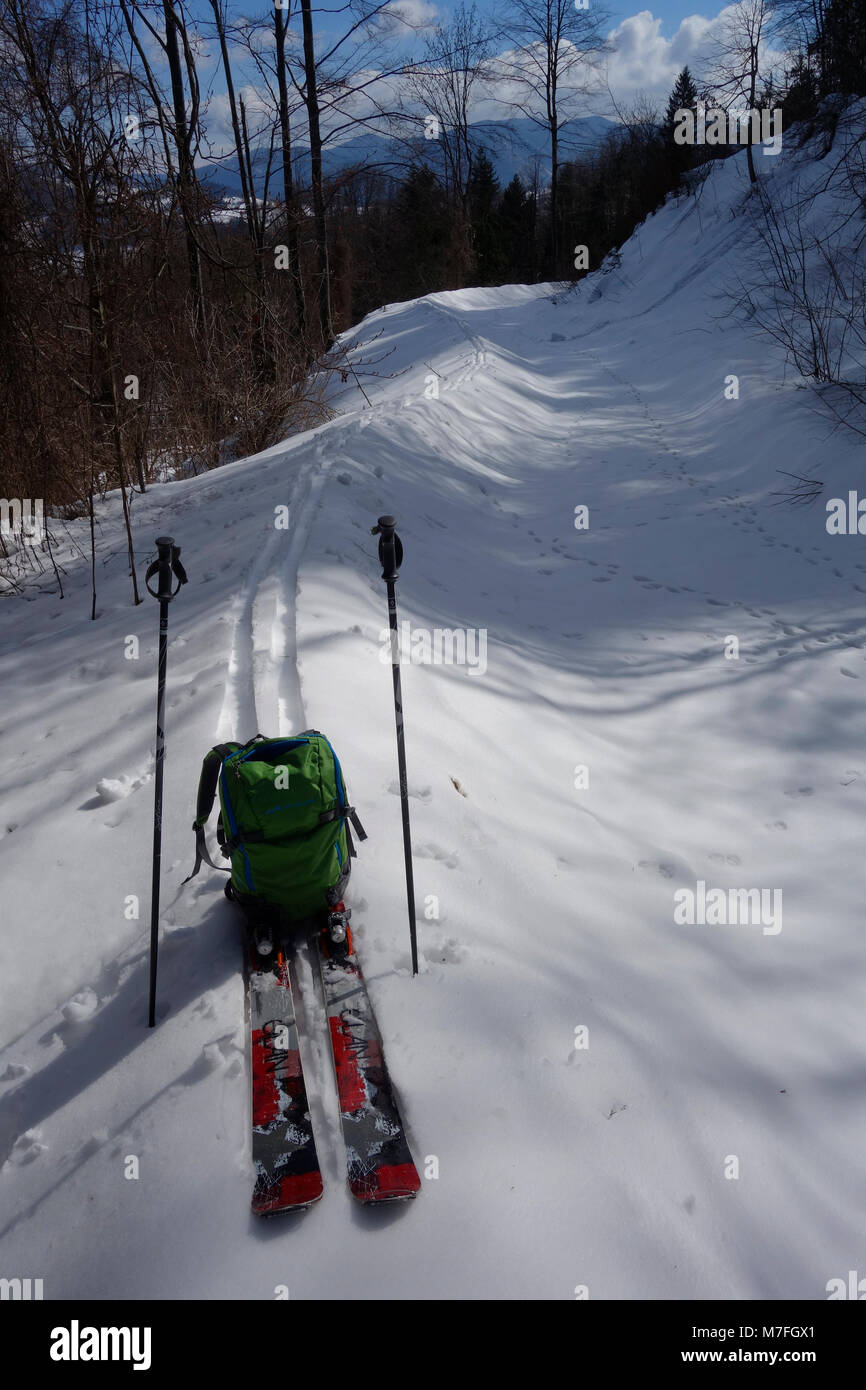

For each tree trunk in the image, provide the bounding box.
[163,0,203,321]
[747,50,757,184]
[97,278,141,603]
[550,124,559,273]
[210,0,257,251]
[81,196,141,605]
[299,0,333,347]
[275,3,307,342]
[89,477,97,621]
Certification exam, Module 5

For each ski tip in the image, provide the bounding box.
[349,1163,421,1205]
[253,1170,324,1216]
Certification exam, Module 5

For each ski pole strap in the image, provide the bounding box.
[182,823,231,884]
[144,544,188,601]
[171,549,188,587]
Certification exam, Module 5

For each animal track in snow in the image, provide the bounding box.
[194,993,217,1021]
[427,936,467,965]
[1,1062,29,1082]
[637,860,676,879]
[415,842,459,869]
[9,1129,47,1165]
[387,780,432,801]
[61,988,100,1024]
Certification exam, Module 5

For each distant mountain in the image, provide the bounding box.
[197,116,618,199]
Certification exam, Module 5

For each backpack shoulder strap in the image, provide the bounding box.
[193,742,240,829]
[182,742,242,884]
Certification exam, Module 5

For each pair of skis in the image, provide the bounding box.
[248,906,421,1214]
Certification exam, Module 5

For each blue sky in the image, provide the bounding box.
[164,1,788,155]
[607,0,715,29]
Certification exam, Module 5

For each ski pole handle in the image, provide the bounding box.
[145,535,188,602]
[371,515,402,583]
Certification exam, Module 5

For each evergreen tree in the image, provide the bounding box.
[500,174,537,282]
[664,67,699,135]
[389,165,454,298]
[775,0,866,98]
[467,151,504,284]
[781,53,819,124]
[821,0,866,96]
[664,66,700,181]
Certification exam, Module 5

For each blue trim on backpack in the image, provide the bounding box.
[220,761,254,892]
[318,736,345,809]
[319,739,348,856]
[239,737,310,763]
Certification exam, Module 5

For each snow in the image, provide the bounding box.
[2,107,865,1299]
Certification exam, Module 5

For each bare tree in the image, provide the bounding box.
[406,3,494,216]
[209,0,257,256]
[705,0,776,184]
[235,0,425,347]
[0,0,151,603]
[274,1,307,339]
[162,0,204,317]
[299,0,332,345]
[496,0,609,274]
[728,103,866,435]
[0,0,338,602]
[119,0,208,317]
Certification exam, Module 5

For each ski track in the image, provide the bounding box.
[275,440,332,736]
[216,445,331,744]
[215,522,283,742]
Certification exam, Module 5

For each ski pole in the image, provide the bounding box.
[145,536,188,1026]
[371,516,418,975]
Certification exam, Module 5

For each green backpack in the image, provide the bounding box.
[184,732,366,923]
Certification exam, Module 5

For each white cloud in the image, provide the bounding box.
[373,0,440,38]
[605,11,710,104]
[195,5,791,165]
[604,8,787,110]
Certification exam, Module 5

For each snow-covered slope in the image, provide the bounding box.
[2,108,865,1300]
